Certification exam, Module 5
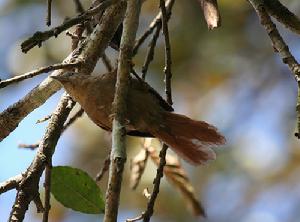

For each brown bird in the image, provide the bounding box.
[52,71,225,165]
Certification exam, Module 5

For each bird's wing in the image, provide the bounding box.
[127,130,154,137]
[97,118,154,137]
[131,75,174,112]
[146,85,174,112]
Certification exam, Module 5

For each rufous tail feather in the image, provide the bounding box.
[151,112,226,165]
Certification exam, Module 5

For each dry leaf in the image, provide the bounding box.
[146,143,206,217]
[130,143,149,189]
[198,0,221,29]
[143,188,151,199]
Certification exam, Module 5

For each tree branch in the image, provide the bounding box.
[63,108,85,130]
[297,81,300,139]
[0,174,22,194]
[103,0,142,221]
[102,52,114,72]
[0,62,80,89]
[73,0,85,14]
[160,0,173,105]
[263,0,300,35]
[143,144,168,222]
[42,160,52,222]
[0,2,126,142]
[21,0,116,53]
[46,0,52,26]
[141,25,161,80]
[95,154,111,182]
[143,0,174,220]
[133,0,175,55]
[248,0,300,137]
[9,94,75,221]
[18,143,39,150]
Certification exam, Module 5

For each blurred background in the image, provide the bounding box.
[1,0,300,221]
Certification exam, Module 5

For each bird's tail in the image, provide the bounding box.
[151,112,226,165]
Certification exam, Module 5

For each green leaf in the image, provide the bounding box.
[51,166,105,214]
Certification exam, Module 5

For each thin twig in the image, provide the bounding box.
[19,108,84,151]
[18,143,39,150]
[129,139,150,190]
[143,0,174,220]
[296,81,300,139]
[102,52,114,72]
[131,68,143,82]
[42,160,52,222]
[263,0,300,35]
[73,0,85,13]
[70,24,85,51]
[9,94,75,221]
[248,1,300,79]
[72,0,113,72]
[1,3,127,220]
[248,0,300,137]
[133,0,175,55]
[46,0,52,26]
[145,143,206,216]
[0,3,126,142]
[36,115,52,124]
[126,213,145,222]
[21,0,117,53]
[95,155,111,182]
[66,31,82,39]
[143,144,168,222]
[74,0,96,33]
[63,108,84,130]
[104,0,141,221]
[141,25,161,80]
[0,174,22,194]
[160,0,173,105]
[33,195,45,213]
[0,62,80,89]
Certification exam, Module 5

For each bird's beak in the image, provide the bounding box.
[51,75,68,83]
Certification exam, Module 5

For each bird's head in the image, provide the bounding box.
[51,72,81,85]
[51,72,91,100]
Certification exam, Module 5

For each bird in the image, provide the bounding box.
[51,71,225,165]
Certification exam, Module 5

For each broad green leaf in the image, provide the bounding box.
[51,166,104,214]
